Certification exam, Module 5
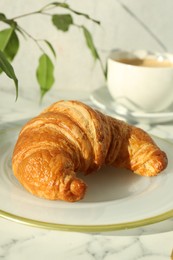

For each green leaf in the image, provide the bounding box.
[43,40,56,58]
[0,50,18,99]
[36,54,54,99]
[70,9,100,25]
[67,7,100,25]
[0,28,19,62]
[82,26,99,60]
[81,26,106,78]
[52,14,73,32]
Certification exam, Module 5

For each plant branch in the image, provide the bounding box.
[11,10,41,20]
[17,25,45,53]
[0,2,104,100]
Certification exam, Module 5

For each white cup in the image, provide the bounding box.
[107,49,173,112]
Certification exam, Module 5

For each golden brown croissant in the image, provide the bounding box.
[12,100,168,202]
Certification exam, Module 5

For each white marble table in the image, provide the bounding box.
[0,90,173,260]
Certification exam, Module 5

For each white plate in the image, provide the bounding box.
[90,87,173,124]
[0,121,173,232]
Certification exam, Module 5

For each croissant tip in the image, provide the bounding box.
[69,179,87,202]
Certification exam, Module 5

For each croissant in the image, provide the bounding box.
[12,100,167,202]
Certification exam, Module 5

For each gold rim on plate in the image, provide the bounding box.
[0,208,173,232]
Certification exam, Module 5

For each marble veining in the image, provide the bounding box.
[0,223,173,260]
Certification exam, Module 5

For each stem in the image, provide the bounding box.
[11,10,40,20]
[11,1,57,20]
[18,25,45,53]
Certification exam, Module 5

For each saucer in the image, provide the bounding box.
[90,87,173,124]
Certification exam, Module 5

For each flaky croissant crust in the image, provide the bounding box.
[12,100,168,202]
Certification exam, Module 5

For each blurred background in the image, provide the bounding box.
[0,0,173,102]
